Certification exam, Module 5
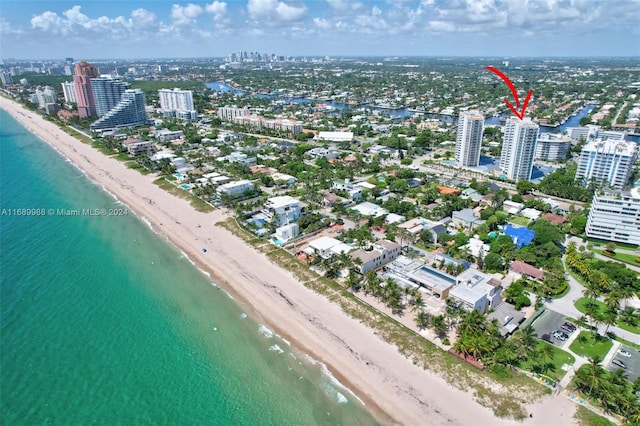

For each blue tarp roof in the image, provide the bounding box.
[503,225,536,249]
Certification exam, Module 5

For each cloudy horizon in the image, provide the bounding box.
[1,0,639,60]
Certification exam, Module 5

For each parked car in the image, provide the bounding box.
[552,331,567,341]
[617,349,632,358]
[563,322,577,331]
[612,358,627,369]
[560,325,574,333]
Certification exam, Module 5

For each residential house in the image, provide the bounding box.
[509,260,544,281]
[216,180,254,197]
[350,240,401,273]
[449,268,502,313]
[262,196,304,226]
[451,209,485,230]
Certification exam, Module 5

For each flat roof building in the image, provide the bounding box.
[586,187,640,245]
[455,110,484,167]
[576,139,637,190]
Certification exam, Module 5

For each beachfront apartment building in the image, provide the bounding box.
[586,187,640,245]
[90,89,147,132]
[90,78,131,117]
[124,140,154,156]
[61,81,77,104]
[262,195,304,226]
[575,139,637,189]
[158,88,197,121]
[74,61,100,118]
[500,118,539,181]
[449,269,502,314]
[455,110,484,167]
[350,240,401,274]
[33,86,56,109]
[216,180,254,197]
[305,236,352,259]
[534,133,572,161]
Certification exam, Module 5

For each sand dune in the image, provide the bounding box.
[0,96,578,425]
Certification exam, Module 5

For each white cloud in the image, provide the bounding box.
[131,9,159,28]
[313,17,332,30]
[326,0,364,13]
[205,1,228,19]
[247,0,307,23]
[171,3,204,26]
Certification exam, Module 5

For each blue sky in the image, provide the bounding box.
[1,0,639,59]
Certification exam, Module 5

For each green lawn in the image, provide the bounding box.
[575,297,607,315]
[569,332,613,358]
[508,215,531,226]
[587,238,639,250]
[575,297,640,334]
[593,249,640,267]
[520,340,575,381]
[574,405,616,426]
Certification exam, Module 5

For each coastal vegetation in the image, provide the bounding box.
[571,356,640,424]
[217,217,548,420]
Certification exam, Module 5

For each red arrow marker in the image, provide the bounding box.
[486,66,533,120]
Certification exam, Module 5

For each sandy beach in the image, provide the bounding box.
[0,96,579,425]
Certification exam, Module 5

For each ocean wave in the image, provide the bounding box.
[240,313,247,319]
[269,344,284,354]
[258,324,274,338]
[304,354,365,406]
[221,288,234,300]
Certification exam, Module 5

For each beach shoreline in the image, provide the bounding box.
[0,97,578,426]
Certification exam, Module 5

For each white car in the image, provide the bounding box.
[617,349,632,358]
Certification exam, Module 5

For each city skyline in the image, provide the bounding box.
[1,0,639,60]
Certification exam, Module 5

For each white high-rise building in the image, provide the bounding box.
[535,133,572,161]
[158,88,197,121]
[575,139,637,189]
[34,86,57,109]
[61,81,77,104]
[455,110,484,167]
[500,118,539,181]
[586,187,640,245]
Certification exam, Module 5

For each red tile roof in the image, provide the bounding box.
[509,260,544,280]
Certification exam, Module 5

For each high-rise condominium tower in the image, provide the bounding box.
[455,110,484,167]
[73,61,99,118]
[500,118,539,181]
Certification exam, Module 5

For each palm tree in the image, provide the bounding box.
[619,306,638,328]
[513,325,537,361]
[603,289,621,310]
[411,292,425,313]
[601,307,618,336]
[585,355,604,396]
[415,311,430,330]
[431,315,448,340]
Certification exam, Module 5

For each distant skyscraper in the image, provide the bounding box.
[90,89,147,131]
[90,78,131,116]
[73,61,99,118]
[455,110,484,167]
[500,118,539,181]
[0,72,13,85]
[158,88,197,121]
[61,81,77,104]
[575,139,637,189]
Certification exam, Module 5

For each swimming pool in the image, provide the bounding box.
[180,184,191,190]
[441,160,456,166]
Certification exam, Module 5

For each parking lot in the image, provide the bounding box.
[606,344,640,382]
[531,309,577,347]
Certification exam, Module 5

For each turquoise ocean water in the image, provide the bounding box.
[0,108,379,425]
